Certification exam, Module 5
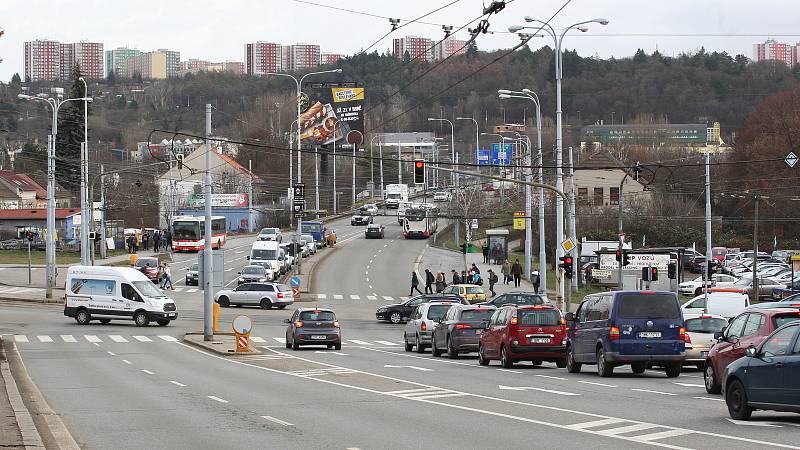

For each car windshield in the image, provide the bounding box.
[242,267,263,275]
[260,228,277,235]
[133,280,165,298]
[135,258,158,268]
[466,287,484,294]
[518,310,561,326]
[685,317,728,333]
[502,294,545,305]
[251,249,276,260]
[301,235,315,243]
[301,223,322,233]
[773,314,800,328]
[190,264,198,271]
[617,293,680,319]
[299,311,335,321]
[427,305,452,321]
[460,309,494,321]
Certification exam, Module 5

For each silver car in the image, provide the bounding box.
[403,302,456,353]
[237,265,274,285]
[214,282,294,309]
[257,227,282,242]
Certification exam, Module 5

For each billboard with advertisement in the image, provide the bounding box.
[300,82,364,147]
[188,193,249,207]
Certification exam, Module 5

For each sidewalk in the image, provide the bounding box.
[465,252,538,297]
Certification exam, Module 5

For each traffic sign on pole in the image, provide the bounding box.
[470,218,478,229]
[513,211,526,230]
[560,238,576,254]
[232,315,253,353]
[290,276,301,288]
[786,152,798,168]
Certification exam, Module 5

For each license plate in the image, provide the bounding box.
[701,351,708,358]
[639,331,662,338]
[530,338,550,343]
[166,313,175,318]
[311,335,327,340]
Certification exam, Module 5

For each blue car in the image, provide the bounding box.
[564,290,686,377]
[749,292,800,310]
[724,321,800,420]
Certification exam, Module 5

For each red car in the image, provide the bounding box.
[704,308,800,394]
[135,257,160,283]
[478,305,567,368]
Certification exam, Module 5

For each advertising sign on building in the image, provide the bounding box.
[300,82,364,146]
[188,193,249,207]
[598,253,672,271]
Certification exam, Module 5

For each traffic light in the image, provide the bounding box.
[641,266,658,282]
[707,260,717,275]
[641,267,650,281]
[667,262,677,279]
[650,266,658,281]
[623,251,631,266]
[176,153,184,170]
[459,242,467,254]
[560,255,574,279]
[25,231,33,242]
[413,159,425,185]
[615,249,622,262]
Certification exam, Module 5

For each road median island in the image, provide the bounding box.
[183,332,262,355]
[0,337,80,450]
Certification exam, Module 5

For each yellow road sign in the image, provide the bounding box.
[513,211,526,230]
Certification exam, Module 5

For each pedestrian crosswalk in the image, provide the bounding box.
[3,334,405,348]
[166,287,412,303]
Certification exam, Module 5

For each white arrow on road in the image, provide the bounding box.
[315,351,348,356]
[384,364,432,371]
[726,419,782,427]
[498,385,581,396]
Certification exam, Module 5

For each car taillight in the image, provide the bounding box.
[421,322,427,331]
[680,327,689,343]
[510,317,518,325]
[277,292,284,299]
[609,326,620,340]
[333,321,340,328]
[455,324,472,329]
[294,321,303,328]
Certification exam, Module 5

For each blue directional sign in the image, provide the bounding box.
[290,276,302,288]
[490,143,514,165]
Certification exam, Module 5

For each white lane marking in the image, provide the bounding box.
[366,264,371,269]
[317,294,327,299]
[400,296,409,301]
[158,335,178,342]
[375,341,400,346]
[207,395,228,403]
[498,385,580,396]
[382,296,393,301]
[250,337,266,343]
[107,351,116,356]
[187,288,198,293]
[121,359,132,365]
[14,335,28,343]
[631,388,678,396]
[261,415,293,427]
[85,335,102,343]
[170,380,186,387]
[413,392,465,400]
[577,381,617,388]
[693,396,725,402]
[384,244,388,248]
[497,368,523,374]
[567,418,627,430]
[373,254,378,258]
[534,374,567,381]
[36,335,53,343]
[141,369,155,375]
[600,423,660,436]
[348,340,373,346]
[225,268,234,272]
[173,287,183,292]
[109,335,128,343]
[333,294,343,300]
[384,364,432,371]
[365,271,369,276]
[634,429,693,442]
[132,335,153,342]
[350,295,360,300]
[236,251,245,254]
[673,382,705,388]
[273,337,287,344]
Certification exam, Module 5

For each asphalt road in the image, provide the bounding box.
[3,209,800,449]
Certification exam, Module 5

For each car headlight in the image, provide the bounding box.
[238,277,245,282]
[258,278,267,282]
[377,308,387,313]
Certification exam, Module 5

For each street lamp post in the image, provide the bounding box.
[78,77,90,265]
[428,118,456,187]
[510,16,609,303]
[456,116,479,166]
[19,92,92,298]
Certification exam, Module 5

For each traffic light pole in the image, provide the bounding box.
[617,172,631,289]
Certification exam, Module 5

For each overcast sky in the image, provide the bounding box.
[1,0,798,82]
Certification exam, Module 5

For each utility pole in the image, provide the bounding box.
[203,104,213,341]
[99,164,106,259]
[248,160,254,233]
[315,148,320,215]
[79,77,90,266]
[617,173,630,289]
[333,139,337,214]
[703,149,712,310]
[352,144,356,207]
[568,146,578,292]
[752,196,760,305]
[379,141,385,199]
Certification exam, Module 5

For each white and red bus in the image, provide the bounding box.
[171,216,226,252]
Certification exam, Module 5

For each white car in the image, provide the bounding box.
[362,204,379,216]
[301,234,317,255]
[257,227,282,242]
[682,292,750,320]
[678,274,737,296]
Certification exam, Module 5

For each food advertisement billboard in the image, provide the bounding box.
[299,82,364,147]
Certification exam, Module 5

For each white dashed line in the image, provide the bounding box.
[631,388,678,396]
[170,381,187,387]
[14,335,28,343]
[350,295,360,300]
[208,395,228,403]
[133,335,153,342]
[693,396,725,402]
[158,335,178,342]
[85,335,102,343]
[60,335,77,343]
[109,335,128,343]
[141,369,155,375]
[260,415,293,427]
[368,295,376,300]
[497,368,523,374]
[333,295,343,300]
[273,337,287,344]
[577,381,617,388]
[534,374,567,381]
[107,351,116,356]
[122,359,132,365]
[37,335,53,343]
[250,337,266,343]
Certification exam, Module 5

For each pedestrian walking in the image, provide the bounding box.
[451,269,462,285]
[435,271,446,293]
[127,235,133,254]
[153,232,161,253]
[461,270,468,285]
[501,260,511,285]
[164,229,172,251]
[531,269,541,294]
[494,243,504,265]
[142,232,150,252]
[511,259,522,288]
[481,243,489,263]
[424,269,435,295]
[410,271,423,295]
[160,263,173,290]
[488,269,498,297]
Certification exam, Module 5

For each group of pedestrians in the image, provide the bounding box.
[481,242,506,265]
[410,263,491,296]
[127,229,173,254]
[499,258,523,288]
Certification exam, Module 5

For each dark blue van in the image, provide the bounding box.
[564,291,686,377]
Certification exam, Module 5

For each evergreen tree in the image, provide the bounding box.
[106,70,116,86]
[10,73,21,85]
[55,64,88,193]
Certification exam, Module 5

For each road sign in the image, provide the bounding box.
[513,211,526,230]
[786,152,798,168]
[292,199,305,218]
[293,183,306,199]
[560,238,576,254]
[292,286,300,298]
[471,218,478,229]
[290,276,301,287]
[232,315,253,334]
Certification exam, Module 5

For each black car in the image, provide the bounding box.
[365,224,385,239]
[351,209,373,226]
[185,263,199,286]
[376,294,466,324]
[478,292,550,308]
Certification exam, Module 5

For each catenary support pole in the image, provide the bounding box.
[99,164,106,259]
[568,146,578,293]
[704,149,712,310]
[203,104,213,341]
[248,160,254,233]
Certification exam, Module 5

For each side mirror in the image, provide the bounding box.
[237,272,241,275]
[246,256,250,260]
[714,331,725,342]
[745,346,757,357]
[283,318,291,324]
[564,312,575,322]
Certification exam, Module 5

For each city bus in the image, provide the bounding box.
[403,207,438,239]
[171,215,226,252]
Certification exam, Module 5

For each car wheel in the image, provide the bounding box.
[134,311,150,327]
[156,320,170,327]
[218,296,230,307]
[597,347,613,377]
[695,288,703,296]
[446,337,458,359]
[285,339,291,349]
[478,343,490,366]
[431,339,443,357]
[75,308,91,325]
[500,345,513,368]
[404,336,413,352]
[631,362,646,374]
[665,363,682,378]
[566,346,582,373]
[334,343,341,351]
[415,334,426,353]
[705,362,722,394]
[99,318,111,324]
[277,305,287,310]
[389,312,402,324]
[260,298,273,309]
[292,337,300,350]
[726,379,753,420]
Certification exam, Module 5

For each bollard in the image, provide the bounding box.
[213,302,220,333]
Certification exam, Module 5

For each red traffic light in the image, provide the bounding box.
[651,267,658,274]
[415,161,424,169]
[564,256,573,264]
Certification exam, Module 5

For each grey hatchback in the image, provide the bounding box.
[285,308,341,350]
[431,304,496,358]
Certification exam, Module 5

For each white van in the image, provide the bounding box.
[64,266,177,327]
[248,240,283,274]
[681,292,750,320]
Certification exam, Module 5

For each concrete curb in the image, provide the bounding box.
[182,332,262,355]
[1,338,80,450]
